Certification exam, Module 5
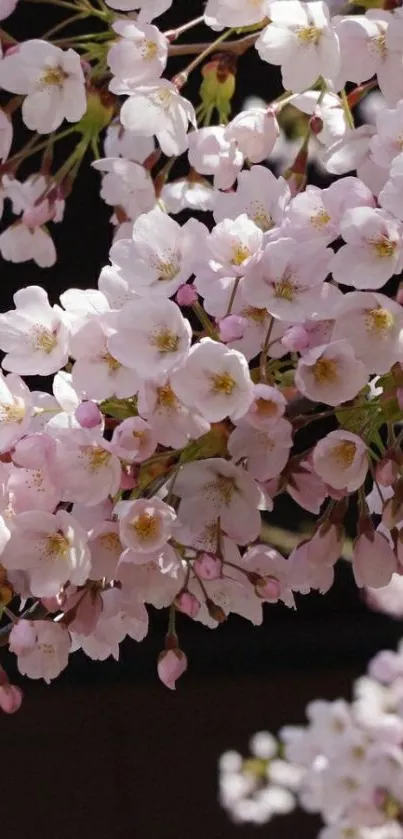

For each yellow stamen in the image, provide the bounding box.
[102,351,121,372]
[370,236,396,258]
[274,276,295,301]
[231,243,251,266]
[32,327,57,354]
[333,441,357,468]
[312,357,339,384]
[365,306,394,334]
[297,25,322,45]
[132,511,159,542]
[0,400,26,424]
[41,66,67,87]
[45,531,69,558]
[157,384,178,409]
[210,372,236,395]
[151,330,179,353]
[310,209,331,230]
[86,445,111,472]
[255,398,278,418]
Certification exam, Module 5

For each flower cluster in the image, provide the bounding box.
[219,635,403,838]
[1,0,403,702]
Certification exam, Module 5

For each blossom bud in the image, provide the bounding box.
[157,648,187,690]
[193,553,222,580]
[199,53,236,123]
[397,387,403,410]
[218,314,247,343]
[396,283,403,306]
[0,683,23,713]
[309,114,324,136]
[206,598,226,623]
[282,325,310,353]
[75,401,102,429]
[255,576,281,601]
[175,283,198,307]
[175,590,201,619]
[376,454,399,487]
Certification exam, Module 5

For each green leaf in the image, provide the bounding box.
[100,397,138,421]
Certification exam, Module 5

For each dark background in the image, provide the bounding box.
[0,2,402,837]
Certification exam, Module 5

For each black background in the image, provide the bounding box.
[0,2,402,837]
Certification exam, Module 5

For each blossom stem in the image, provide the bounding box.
[174,28,234,86]
[164,15,205,40]
[225,277,241,316]
[42,11,87,39]
[341,87,355,130]
[192,301,219,340]
[259,317,275,382]
[2,125,78,173]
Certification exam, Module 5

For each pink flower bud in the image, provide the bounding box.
[397,388,403,410]
[193,552,222,580]
[309,114,324,136]
[396,284,403,305]
[376,456,398,487]
[175,590,201,618]
[218,314,247,343]
[22,200,54,229]
[282,325,310,352]
[0,684,23,714]
[157,648,187,690]
[256,576,281,601]
[120,469,137,490]
[175,283,198,307]
[75,401,102,429]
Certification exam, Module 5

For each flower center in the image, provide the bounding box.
[142,39,158,60]
[99,531,121,552]
[310,209,331,230]
[312,357,339,384]
[85,445,111,472]
[242,306,267,324]
[370,236,396,258]
[151,329,180,353]
[211,474,236,505]
[157,384,178,409]
[0,399,26,424]
[274,275,295,301]
[333,441,357,468]
[102,351,122,372]
[296,25,322,45]
[210,372,236,395]
[365,307,394,334]
[32,326,58,354]
[132,511,159,542]
[369,32,387,59]
[231,243,251,266]
[155,254,181,281]
[255,398,278,418]
[39,643,55,654]
[41,66,67,87]
[250,202,273,232]
[154,87,174,110]
[45,531,70,558]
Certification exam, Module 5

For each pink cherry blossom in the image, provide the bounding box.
[0,40,86,133]
[171,338,254,423]
[108,297,191,379]
[0,286,69,376]
[228,418,293,481]
[225,108,279,164]
[118,79,195,157]
[353,528,397,588]
[107,20,167,86]
[117,496,176,558]
[256,1,340,94]
[331,207,403,290]
[295,340,368,406]
[9,620,70,683]
[1,508,91,596]
[312,430,368,492]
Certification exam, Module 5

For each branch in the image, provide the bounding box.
[168,31,259,58]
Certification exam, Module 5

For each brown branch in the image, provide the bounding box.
[168,32,259,58]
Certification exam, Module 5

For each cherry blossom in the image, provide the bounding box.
[0,286,69,376]
[331,207,403,290]
[256,1,340,94]
[0,40,86,133]
[9,620,70,683]
[118,80,196,157]
[107,20,168,87]
[312,430,368,492]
